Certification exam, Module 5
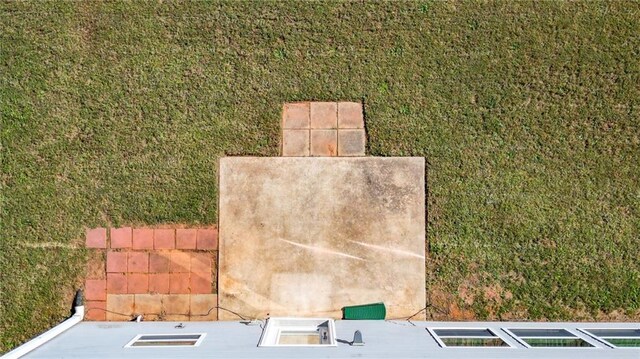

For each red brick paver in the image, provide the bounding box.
[134,294,162,320]
[176,229,197,249]
[149,273,170,294]
[106,251,128,273]
[310,102,338,129]
[197,228,218,250]
[127,273,149,294]
[106,273,127,294]
[311,130,338,157]
[154,229,175,249]
[191,252,211,275]
[85,279,106,301]
[170,273,190,294]
[86,228,107,248]
[190,294,217,321]
[282,130,310,156]
[338,129,366,156]
[110,227,132,249]
[132,228,154,250]
[163,294,191,317]
[85,300,106,321]
[106,294,134,321]
[128,252,149,273]
[149,252,171,273]
[282,101,366,157]
[190,273,212,294]
[87,225,219,321]
[171,251,191,273]
[338,102,364,129]
[282,102,310,129]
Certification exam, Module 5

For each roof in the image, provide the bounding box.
[24,320,640,358]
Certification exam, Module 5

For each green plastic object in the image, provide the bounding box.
[342,302,386,320]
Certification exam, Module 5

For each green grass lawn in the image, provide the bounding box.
[1,1,639,352]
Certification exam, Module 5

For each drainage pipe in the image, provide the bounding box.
[2,291,85,359]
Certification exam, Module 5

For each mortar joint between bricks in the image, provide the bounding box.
[360,97,369,155]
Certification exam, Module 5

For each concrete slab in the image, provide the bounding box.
[218,157,426,320]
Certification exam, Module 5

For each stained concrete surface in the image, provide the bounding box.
[218,157,426,320]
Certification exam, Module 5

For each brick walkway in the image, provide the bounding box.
[282,101,366,156]
[84,227,217,321]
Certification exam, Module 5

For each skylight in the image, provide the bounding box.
[124,333,205,348]
[427,328,512,348]
[504,328,595,348]
[580,328,640,348]
[258,317,337,347]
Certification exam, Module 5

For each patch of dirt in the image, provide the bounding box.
[429,271,524,320]
[483,283,504,304]
[457,282,475,305]
[425,285,454,320]
[448,302,476,320]
[429,275,640,322]
[426,284,474,320]
[85,250,106,280]
[498,305,531,321]
[211,250,219,294]
[595,309,640,322]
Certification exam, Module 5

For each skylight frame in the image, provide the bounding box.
[124,333,206,348]
[258,317,337,347]
[502,328,600,349]
[427,327,514,348]
[578,328,640,349]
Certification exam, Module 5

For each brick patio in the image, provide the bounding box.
[84,226,218,321]
[282,101,366,157]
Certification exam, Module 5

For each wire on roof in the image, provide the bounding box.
[85,305,252,321]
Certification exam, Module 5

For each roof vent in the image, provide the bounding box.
[352,330,365,346]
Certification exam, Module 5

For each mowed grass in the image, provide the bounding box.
[1,1,639,352]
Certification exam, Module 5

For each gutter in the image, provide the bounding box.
[2,290,85,359]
